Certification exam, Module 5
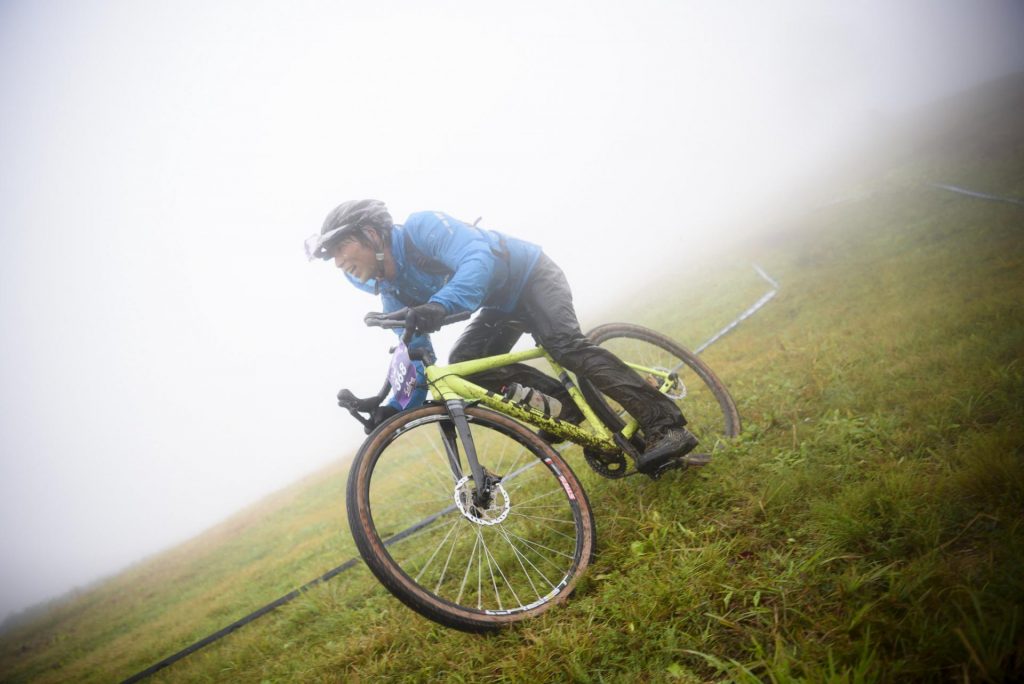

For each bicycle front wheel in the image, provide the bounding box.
[583,323,741,448]
[346,404,595,632]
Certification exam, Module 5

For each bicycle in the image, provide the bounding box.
[339,308,740,632]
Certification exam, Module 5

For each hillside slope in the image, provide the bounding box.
[1,76,1022,682]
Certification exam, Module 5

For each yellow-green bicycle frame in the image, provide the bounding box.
[423,345,680,454]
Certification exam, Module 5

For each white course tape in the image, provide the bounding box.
[694,264,779,355]
[927,183,1024,207]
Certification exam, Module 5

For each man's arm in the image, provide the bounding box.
[406,212,498,314]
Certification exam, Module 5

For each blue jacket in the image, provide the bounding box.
[346,211,542,409]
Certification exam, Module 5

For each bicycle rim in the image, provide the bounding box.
[347,405,595,631]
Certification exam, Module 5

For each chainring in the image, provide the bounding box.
[583,449,630,479]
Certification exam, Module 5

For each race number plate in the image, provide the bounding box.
[389,342,417,408]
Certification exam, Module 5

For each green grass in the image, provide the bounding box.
[3,85,1024,682]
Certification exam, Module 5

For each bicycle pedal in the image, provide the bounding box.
[681,452,712,467]
[647,453,712,480]
[647,460,682,480]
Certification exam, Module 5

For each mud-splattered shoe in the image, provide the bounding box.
[634,427,699,474]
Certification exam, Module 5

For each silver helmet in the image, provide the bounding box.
[304,199,393,261]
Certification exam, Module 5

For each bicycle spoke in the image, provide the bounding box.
[477,527,505,612]
[504,487,563,507]
[477,534,484,610]
[422,449,456,493]
[491,432,514,476]
[501,528,577,561]
[497,526,548,602]
[433,521,466,595]
[507,510,578,527]
[412,517,461,583]
[455,532,480,606]
[479,528,522,610]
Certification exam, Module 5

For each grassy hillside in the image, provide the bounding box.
[2,79,1023,682]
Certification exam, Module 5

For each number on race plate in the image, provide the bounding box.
[388,342,418,409]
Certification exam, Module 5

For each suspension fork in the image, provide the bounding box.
[443,399,492,509]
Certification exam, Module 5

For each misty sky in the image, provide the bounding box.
[1,1,1022,621]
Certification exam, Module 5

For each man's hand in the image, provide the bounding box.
[337,389,380,413]
[405,302,448,336]
[338,385,399,433]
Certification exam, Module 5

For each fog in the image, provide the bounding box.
[1,0,1022,621]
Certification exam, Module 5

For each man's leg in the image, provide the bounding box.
[448,309,579,415]
[517,254,696,469]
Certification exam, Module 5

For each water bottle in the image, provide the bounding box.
[502,383,563,419]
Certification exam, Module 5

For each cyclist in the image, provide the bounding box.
[305,199,698,473]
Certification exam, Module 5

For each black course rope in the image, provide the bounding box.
[120,557,360,683]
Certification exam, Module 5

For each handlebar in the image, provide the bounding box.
[364,307,471,344]
[339,308,472,431]
[363,307,471,330]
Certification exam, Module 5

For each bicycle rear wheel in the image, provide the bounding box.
[346,404,595,632]
[582,323,741,449]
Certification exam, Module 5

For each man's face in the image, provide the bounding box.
[332,238,378,283]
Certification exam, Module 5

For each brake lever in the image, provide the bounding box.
[336,389,362,411]
[337,381,392,414]
[346,408,373,429]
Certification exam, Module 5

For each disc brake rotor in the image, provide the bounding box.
[453,476,510,525]
[645,368,687,400]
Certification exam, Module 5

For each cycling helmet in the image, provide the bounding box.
[304,199,393,261]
